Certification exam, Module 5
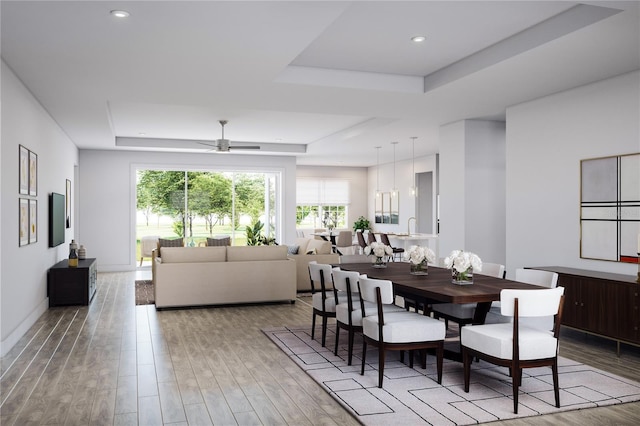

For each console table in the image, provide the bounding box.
[48,258,97,307]
[532,266,638,354]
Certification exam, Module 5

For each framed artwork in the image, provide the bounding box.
[29,199,37,244]
[19,145,29,195]
[66,179,71,228]
[19,198,29,246]
[29,150,38,196]
[580,152,640,263]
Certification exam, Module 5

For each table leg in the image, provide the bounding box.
[472,302,492,325]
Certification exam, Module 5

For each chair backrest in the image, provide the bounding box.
[308,261,335,291]
[359,277,394,305]
[367,232,377,245]
[336,231,353,247]
[500,287,565,317]
[515,269,558,288]
[332,269,361,294]
[477,262,506,278]
[357,231,367,249]
[379,233,391,246]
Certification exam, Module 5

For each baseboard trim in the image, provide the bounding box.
[0,297,49,357]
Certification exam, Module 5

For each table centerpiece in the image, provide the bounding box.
[403,245,436,275]
[444,250,482,284]
[364,241,393,268]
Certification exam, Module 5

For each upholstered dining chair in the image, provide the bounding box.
[432,262,506,329]
[333,270,404,365]
[359,277,446,388]
[485,268,558,329]
[308,261,346,347]
[335,230,355,255]
[367,231,377,245]
[356,231,367,254]
[379,233,404,261]
[461,287,565,414]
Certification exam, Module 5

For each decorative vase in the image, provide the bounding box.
[410,260,429,275]
[372,256,387,268]
[452,267,473,285]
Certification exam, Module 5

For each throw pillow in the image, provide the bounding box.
[157,238,184,257]
[305,248,317,255]
[287,245,299,255]
[207,236,231,246]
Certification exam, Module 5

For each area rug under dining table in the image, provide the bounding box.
[263,325,640,425]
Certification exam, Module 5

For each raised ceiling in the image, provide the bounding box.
[1,1,638,166]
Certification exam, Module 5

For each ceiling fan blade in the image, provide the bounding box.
[229,146,260,150]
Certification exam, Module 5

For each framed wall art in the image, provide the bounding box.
[19,198,29,246]
[580,152,640,263]
[66,179,71,228]
[29,150,38,196]
[29,199,37,244]
[19,145,29,195]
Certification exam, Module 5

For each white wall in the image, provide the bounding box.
[79,150,297,271]
[1,61,79,355]
[506,71,640,278]
[439,120,507,264]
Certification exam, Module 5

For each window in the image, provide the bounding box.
[296,179,349,229]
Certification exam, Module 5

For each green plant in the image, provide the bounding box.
[245,220,277,246]
[353,216,371,232]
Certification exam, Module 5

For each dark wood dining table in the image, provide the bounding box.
[337,262,543,325]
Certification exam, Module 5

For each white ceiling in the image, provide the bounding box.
[1,1,638,167]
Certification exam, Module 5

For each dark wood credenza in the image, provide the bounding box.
[48,258,97,307]
[532,266,639,353]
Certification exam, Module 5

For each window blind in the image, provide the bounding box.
[296,179,349,205]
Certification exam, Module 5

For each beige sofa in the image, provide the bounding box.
[287,238,339,292]
[153,245,296,309]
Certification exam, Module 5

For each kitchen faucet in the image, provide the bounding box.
[407,216,416,235]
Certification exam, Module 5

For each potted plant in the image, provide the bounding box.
[353,216,371,232]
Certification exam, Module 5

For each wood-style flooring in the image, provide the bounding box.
[1,271,639,425]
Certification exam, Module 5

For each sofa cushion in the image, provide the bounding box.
[161,246,226,263]
[227,245,288,262]
[306,238,332,255]
[294,238,310,254]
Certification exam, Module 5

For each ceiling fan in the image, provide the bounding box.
[199,120,261,152]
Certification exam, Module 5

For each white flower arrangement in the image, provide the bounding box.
[364,241,393,260]
[403,245,436,265]
[443,250,483,273]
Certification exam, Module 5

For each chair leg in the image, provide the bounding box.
[436,342,443,384]
[321,316,328,347]
[378,345,385,388]
[347,329,355,366]
[311,313,317,340]
[462,347,471,392]
[334,325,340,356]
[512,361,520,414]
[552,359,560,408]
[361,341,367,375]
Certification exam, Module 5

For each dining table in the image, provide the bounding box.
[336,261,546,360]
[337,262,544,325]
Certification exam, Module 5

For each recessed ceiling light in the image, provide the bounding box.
[411,35,426,43]
[138,132,146,136]
[110,10,130,18]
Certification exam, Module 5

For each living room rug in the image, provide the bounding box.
[263,325,640,425]
[135,279,154,305]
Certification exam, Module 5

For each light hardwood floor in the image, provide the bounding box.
[1,271,639,425]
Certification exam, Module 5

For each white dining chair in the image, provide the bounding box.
[308,262,346,347]
[432,262,506,329]
[360,277,445,388]
[461,286,565,414]
[485,268,558,330]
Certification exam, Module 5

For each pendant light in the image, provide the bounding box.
[410,137,417,197]
[375,146,381,198]
[391,141,398,198]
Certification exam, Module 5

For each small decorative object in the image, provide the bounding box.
[68,239,78,267]
[444,250,482,285]
[364,241,393,268]
[78,245,86,259]
[403,245,435,275]
[353,216,371,232]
